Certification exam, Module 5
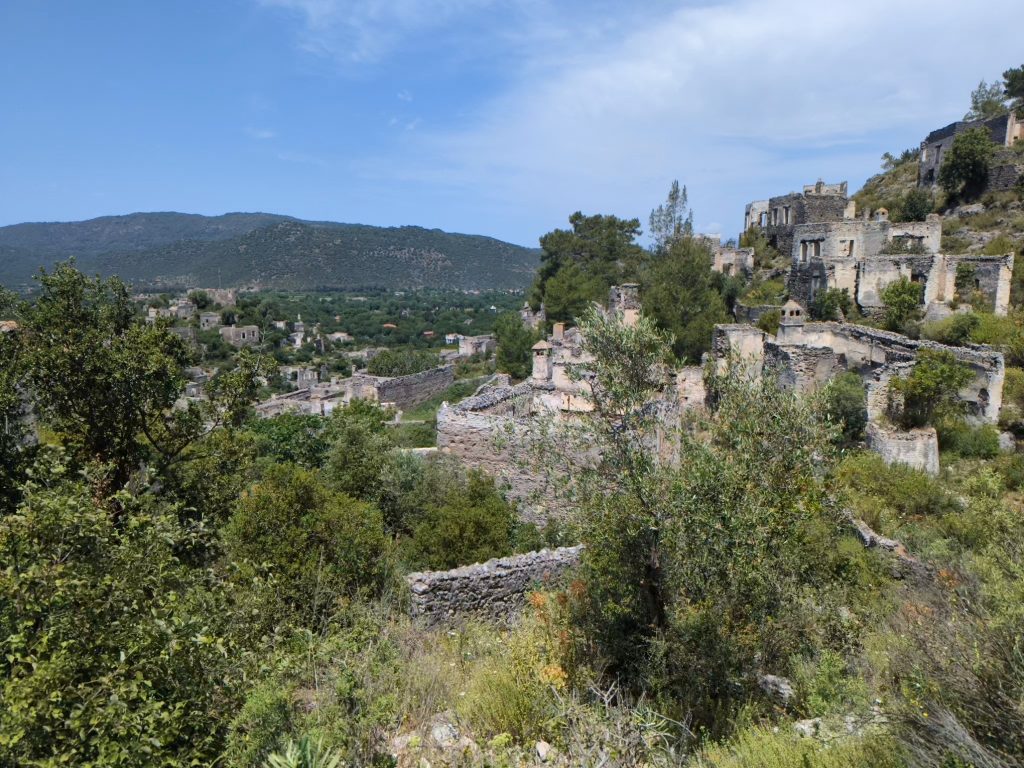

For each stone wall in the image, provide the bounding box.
[865,422,939,475]
[713,321,1005,424]
[436,383,560,525]
[375,365,455,410]
[407,546,584,626]
[734,302,783,325]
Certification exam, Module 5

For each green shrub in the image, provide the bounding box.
[402,471,524,570]
[366,348,439,377]
[939,127,995,201]
[224,681,294,768]
[820,372,867,444]
[810,288,852,321]
[757,309,781,335]
[881,276,923,332]
[920,312,980,346]
[836,452,959,531]
[791,649,869,718]
[741,279,786,305]
[223,464,393,625]
[889,349,973,428]
[692,725,906,767]
[936,418,1000,458]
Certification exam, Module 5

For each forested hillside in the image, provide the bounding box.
[0,213,540,291]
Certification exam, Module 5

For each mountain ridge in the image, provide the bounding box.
[0,212,539,291]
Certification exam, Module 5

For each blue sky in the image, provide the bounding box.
[2,0,1023,247]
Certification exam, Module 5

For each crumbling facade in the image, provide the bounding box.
[219,324,260,348]
[918,112,1024,187]
[786,211,1013,315]
[255,364,455,418]
[743,180,856,256]
[712,311,1005,426]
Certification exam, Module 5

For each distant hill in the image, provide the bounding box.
[0,212,540,291]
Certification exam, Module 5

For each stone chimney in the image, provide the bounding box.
[552,322,565,341]
[531,340,553,382]
[608,284,641,327]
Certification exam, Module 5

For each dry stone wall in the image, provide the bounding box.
[376,365,454,410]
[866,422,939,476]
[407,546,584,626]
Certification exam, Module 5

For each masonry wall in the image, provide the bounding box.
[375,365,454,410]
[796,323,1005,423]
[866,422,939,476]
[436,384,560,525]
[407,546,584,626]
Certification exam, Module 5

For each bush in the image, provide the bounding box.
[810,288,852,321]
[791,649,870,719]
[0,452,252,766]
[939,127,996,201]
[835,452,959,531]
[920,312,980,346]
[757,309,781,335]
[881,276,923,332]
[820,372,867,444]
[936,418,1000,458]
[401,471,525,570]
[223,464,393,625]
[692,726,906,768]
[889,349,974,428]
[897,188,934,222]
[366,348,439,377]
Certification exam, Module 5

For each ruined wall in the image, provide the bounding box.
[712,324,768,375]
[407,546,584,626]
[865,422,939,476]
[676,366,706,408]
[436,384,560,525]
[375,365,455,410]
[797,323,1005,423]
[943,254,1014,315]
[765,341,844,394]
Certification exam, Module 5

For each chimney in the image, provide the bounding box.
[552,322,565,341]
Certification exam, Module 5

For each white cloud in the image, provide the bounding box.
[387,0,1024,239]
[397,89,413,102]
[256,0,1024,242]
[258,0,500,62]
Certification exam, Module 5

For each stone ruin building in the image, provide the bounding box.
[918,111,1024,190]
[713,299,1005,474]
[744,180,857,258]
[744,180,1013,317]
[254,364,454,418]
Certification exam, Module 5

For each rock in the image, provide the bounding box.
[954,203,986,217]
[430,721,459,747]
[1000,431,1016,453]
[793,718,821,738]
[536,740,552,761]
[758,674,795,707]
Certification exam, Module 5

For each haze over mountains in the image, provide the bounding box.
[0,212,540,292]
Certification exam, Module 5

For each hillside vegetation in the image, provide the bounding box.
[0,212,540,291]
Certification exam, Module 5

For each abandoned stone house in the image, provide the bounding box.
[785,210,1013,315]
[219,324,260,348]
[712,301,1005,473]
[199,312,221,330]
[254,364,455,418]
[458,334,497,358]
[918,111,1024,187]
[744,180,857,257]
